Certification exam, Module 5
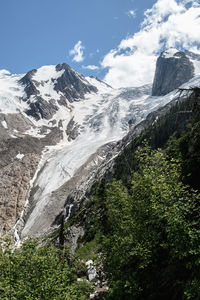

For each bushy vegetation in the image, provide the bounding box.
[101,145,200,299]
[0,240,93,300]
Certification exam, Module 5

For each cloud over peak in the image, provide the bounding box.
[82,65,99,70]
[69,41,85,63]
[102,0,200,88]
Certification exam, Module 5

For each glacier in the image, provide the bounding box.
[0,53,199,240]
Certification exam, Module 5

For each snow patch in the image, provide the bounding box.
[65,204,74,222]
[33,65,65,82]
[16,153,24,160]
[162,48,180,59]
[13,226,21,248]
[86,76,112,93]
[24,127,49,138]
[28,65,66,103]
[10,134,17,139]
[191,59,200,75]
[1,120,8,129]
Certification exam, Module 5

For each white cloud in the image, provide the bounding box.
[127,10,136,18]
[102,0,200,88]
[69,41,85,63]
[82,65,99,70]
[0,70,11,78]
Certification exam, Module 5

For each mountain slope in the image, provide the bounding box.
[0,50,200,241]
[66,89,200,300]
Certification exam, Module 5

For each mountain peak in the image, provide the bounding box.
[18,63,98,120]
[152,49,195,96]
[32,65,65,82]
[55,63,74,72]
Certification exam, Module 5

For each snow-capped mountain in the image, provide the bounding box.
[0,49,200,241]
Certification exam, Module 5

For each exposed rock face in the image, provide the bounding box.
[0,153,40,234]
[64,226,84,255]
[0,113,33,142]
[66,117,80,141]
[55,63,98,102]
[19,69,39,98]
[26,96,59,120]
[0,110,63,237]
[152,49,194,96]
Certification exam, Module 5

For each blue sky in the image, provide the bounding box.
[0,0,154,74]
[0,0,200,87]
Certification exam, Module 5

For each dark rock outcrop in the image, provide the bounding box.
[66,117,80,141]
[152,49,194,96]
[54,63,98,102]
[19,69,39,99]
[26,97,59,120]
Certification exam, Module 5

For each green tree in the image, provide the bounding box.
[0,240,93,300]
[103,145,200,299]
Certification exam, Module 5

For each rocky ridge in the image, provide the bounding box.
[19,63,98,120]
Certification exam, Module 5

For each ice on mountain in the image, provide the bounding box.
[86,76,113,92]
[0,71,27,114]
[16,153,25,160]
[190,59,200,75]
[33,65,65,82]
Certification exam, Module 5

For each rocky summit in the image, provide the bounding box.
[152,48,200,96]
[0,49,200,242]
[19,63,98,120]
